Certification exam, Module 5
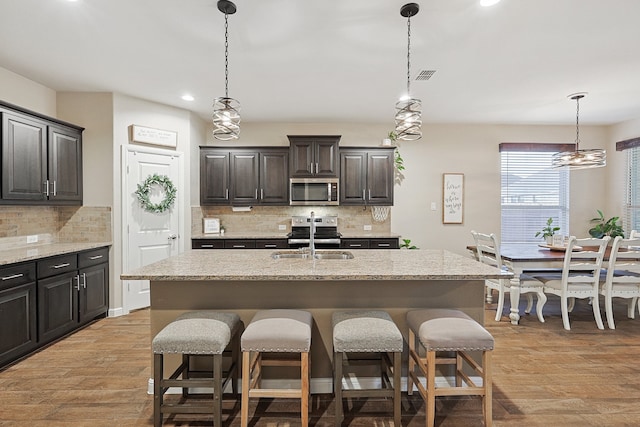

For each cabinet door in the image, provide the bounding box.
[48,124,83,203]
[367,149,394,206]
[341,238,370,249]
[0,282,37,367]
[224,240,256,249]
[314,138,339,177]
[370,238,399,249]
[230,150,259,205]
[255,239,289,249]
[1,111,47,201]
[38,271,78,344]
[78,263,108,325]
[200,149,230,205]
[260,150,289,204]
[289,139,315,177]
[340,150,367,205]
[192,239,225,249]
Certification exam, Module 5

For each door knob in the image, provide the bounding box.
[168,234,178,240]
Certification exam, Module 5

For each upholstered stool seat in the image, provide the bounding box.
[407,309,494,427]
[152,310,242,427]
[332,310,403,426]
[241,309,313,427]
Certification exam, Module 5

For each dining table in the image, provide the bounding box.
[468,243,585,325]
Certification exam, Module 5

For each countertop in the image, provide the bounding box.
[0,242,112,266]
[190,232,401,239]
[121,248,510,281]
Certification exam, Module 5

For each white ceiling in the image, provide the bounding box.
[2,0,640,126]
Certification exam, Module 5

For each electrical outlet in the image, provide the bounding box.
[27,235,38,243]
[364,225,372,231]
[278,224,286,231]
[430,202,437,211]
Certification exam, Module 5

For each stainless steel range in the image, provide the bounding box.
[287,215,341,249]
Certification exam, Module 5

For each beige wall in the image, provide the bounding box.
[0,67,56,116]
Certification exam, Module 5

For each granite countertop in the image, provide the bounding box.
[121,249,510,281]
[0,242,112,266]
[191,232,289,239]
[339,232,401,239]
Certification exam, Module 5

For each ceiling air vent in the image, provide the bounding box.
[415,70,436,81]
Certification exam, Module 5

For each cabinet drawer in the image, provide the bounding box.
[37,254,77,279]
[341,239,370,249]
[192,239,225,249]
[224,240,256,249]
[78,247,109,268]
[255,239,289,249]
[370,239,399,249]
[0,262,36,291]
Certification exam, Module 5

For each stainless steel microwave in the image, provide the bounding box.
[290,178,339,205]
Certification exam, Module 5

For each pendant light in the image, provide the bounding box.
[395,3,422,141]
[552,93,606,169]
[212,0,241,141]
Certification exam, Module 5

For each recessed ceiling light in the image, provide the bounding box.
[480,0,501,6]
[181,94,194,101]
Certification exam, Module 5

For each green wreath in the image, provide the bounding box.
[135,173,177,213]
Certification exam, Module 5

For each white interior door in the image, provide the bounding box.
[123,146,182,312]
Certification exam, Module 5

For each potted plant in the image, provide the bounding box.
[535,217,560,244]
[589,209,625,238]
[400,238,418,249]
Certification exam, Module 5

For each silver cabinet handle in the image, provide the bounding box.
[226,188,229,199]
[82,273,87,289]
[52,263,70,269]
[74,275,81,291]
[368,189,371,200]
[264,244,277,248]
[350,244,362,247]
[44,180,50,197]
[310,162,314,174]
[201,244,214,248]
[315,163,319,174]
[89,255,103,260]
[232,245,245,248]
[377,243,390,247]
[52,180,57,196]
[255,189,258,199]
[2,273,24,281]
[260,189,264,199]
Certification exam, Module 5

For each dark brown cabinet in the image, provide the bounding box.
[200,147,289,206]
[341,238,399,249]
[288,135,340,178]
[0,262,37,368]
[1,102,83,205]
[340,147,394,206]
[192,238,288,249]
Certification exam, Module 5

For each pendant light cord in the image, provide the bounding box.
[224,12,229,98]
[406,14,412,96]
[575,96,580,150]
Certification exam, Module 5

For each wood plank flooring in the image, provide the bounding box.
[1,296,639,426]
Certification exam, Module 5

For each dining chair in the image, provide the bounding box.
[630,229,640,239]
[471,231,546,322]
[532,236,610,331]
[600,236,640,329]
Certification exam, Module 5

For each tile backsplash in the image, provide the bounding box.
[0,206,112,244]
[192,205,391,235]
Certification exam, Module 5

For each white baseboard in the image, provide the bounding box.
[108,307,125,317]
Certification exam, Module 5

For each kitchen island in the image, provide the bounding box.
[121,248,509,392]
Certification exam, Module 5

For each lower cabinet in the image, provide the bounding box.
[192,238,288,249]
[341,238,399,249]
[0,246,109,369]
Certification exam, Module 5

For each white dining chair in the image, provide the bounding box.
[630,229,640,239]
[471,231,546,322]
[532,236,610,331]
[600,236,640,329]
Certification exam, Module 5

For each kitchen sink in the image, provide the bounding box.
[271,250,354,260]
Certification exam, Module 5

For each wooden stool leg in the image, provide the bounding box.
[301,352,310,427]
[182,353,189,398]
[393,351,402,427]
[153,353,163,427]
[213,353,223,427]
[484,351,493,427]
[407,329,415,395]
[241,351,251,427]
[232,331,240,396]
[426,351,436,427]
[334,351,343,426]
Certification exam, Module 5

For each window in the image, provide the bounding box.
[625,146,640,232]
[500,143,571,243]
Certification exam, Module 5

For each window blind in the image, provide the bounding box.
[501,149,570,243]
[625,146,640,233]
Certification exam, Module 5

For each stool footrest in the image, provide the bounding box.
[249,388,303,398]
[342,389,396,398]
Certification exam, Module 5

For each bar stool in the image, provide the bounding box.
[406,309,494,427]
[240,309,313,427]
[152,310,242,427]
[332,310,403,427]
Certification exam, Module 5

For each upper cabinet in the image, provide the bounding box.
[288,135,340,178]
[340,147,394,206]
[1,102,83,205]
[200,147,289,206]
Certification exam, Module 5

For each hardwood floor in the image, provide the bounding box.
[1,296,639,426]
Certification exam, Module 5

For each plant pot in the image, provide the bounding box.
[545,236,553,245]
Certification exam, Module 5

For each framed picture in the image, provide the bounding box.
[203,218,220,234]
[130,125,178,148]
[443,173,464,224]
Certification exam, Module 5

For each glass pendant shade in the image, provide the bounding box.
[395,3,422,141]
[551,93,606,169]
[212,97,240,140]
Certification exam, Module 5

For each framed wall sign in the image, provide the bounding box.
[203,218,220,234]
[443,173,464,224]
[130,125,178,148]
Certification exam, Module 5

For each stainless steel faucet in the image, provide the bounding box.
[309,211,316,257]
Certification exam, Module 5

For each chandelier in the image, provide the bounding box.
[552,93,606,169]
[212,0,241,141]
[395,3,422,141]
